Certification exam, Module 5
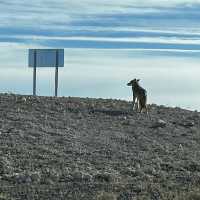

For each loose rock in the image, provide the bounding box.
[149,119,167,128]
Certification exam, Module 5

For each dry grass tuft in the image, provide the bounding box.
[96,191,117,200]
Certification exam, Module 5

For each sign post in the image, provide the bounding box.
[29,49,64,96]
[33,50,37,96]
[55,50,59,97]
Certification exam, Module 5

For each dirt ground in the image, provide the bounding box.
[0,93,200,200]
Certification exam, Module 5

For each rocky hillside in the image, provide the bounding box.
[0,93,200,200]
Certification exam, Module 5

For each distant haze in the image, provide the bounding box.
[0,1,200,110]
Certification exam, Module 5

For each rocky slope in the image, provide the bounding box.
[0,93,199,200]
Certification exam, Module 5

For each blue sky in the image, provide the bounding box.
[0,0,200,110]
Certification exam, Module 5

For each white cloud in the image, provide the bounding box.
[0,0,200,29]
[3,34,200,45]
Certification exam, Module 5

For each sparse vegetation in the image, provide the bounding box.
[96,192,117,200]
[0,93,199,199]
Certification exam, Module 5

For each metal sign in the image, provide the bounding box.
[29,49,64,68]
[28,49,64,96]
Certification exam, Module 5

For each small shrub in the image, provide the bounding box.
[186,191,200,200]
[96,192,117,200]
[0,193,8,200]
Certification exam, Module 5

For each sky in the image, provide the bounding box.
[0,0,200,110]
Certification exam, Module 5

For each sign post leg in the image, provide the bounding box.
[55,66,58,97]
[33,50,37,96]
[55,50,59,97]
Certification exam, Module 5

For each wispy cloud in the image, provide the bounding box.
[1,0,200,53]
[3,34,200,45]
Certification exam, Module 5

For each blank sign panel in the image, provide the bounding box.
[29,49,64,67]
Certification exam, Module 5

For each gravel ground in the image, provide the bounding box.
[0,93,199,200]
